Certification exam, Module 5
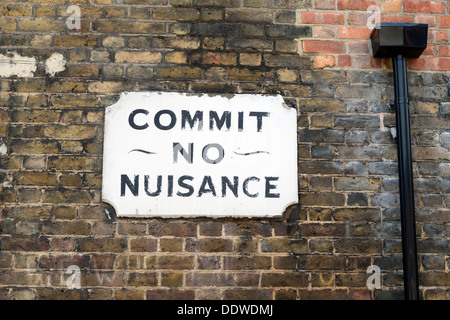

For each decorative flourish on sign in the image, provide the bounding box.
[128,149,157,155]
[233,151,270,156]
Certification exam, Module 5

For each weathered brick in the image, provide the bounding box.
[227,38,273,51]
[198,222,222,236]
[264,54,310,68]
[50,94,98,108]
[41,221,91,236]
[0,252,13,268]
[335,239,382,254]
[192,22,262,37]
[224,222,271,237]
[130,239,157,252]
[114,289,146,300]
[298,223,346,237]
[148,221,196,237]
[190,51,237,66]
[194,0,240,7]
[9,140,59,154]
[195,255,220,270]
[118,21,166,34]
[223,289,272,300]
[303,40,346,54]
[223,256,271,270]
[49,238,77,251]
[127,272,158,286]
[335,177,381,191]
[333,208,381,221]
[299,192,345,206]
[10,110,60,123]
[155,255,195,270]
[154,66,202,79]
[158,238,182,252]
[44,125,96,140]
[273,256,297,270]
[261,239,307,253]
[191,238,233,252]
[299,161,343,174]
[1,237,50,252]
[261,272,309,287]
[161,272,183,287]
[225,9,273,22]
[39,254,90,270]
[297,255,345,270]
[146,288,195,300]
[54,35,98,47]
[115,51,162,64]
[42,189,92,204]
[78,238,127,253]
[233,239,258,253]
[18,20,65,32]
[48,156,97,171]
[310,240,333,253]
[81,270,126,287]
[165,51,187,64]
[186,272,234,286]
[14,172,57,186]
[153,7,200,21]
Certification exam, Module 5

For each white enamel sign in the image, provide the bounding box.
[102,92,298,218]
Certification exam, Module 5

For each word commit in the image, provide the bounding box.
[128,109,270,132]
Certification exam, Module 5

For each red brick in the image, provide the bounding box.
[314,25,337,39]
[348,41,370,54]
[439,16,450,29]
[338,27,372,40]
[381,0,402,12]
[303,40,346,54]
[429,30,448,42]
[357,56,382,68]
[408,57,440,71]
[415,15,437,28]
[302,12,345,25]
[315,0,336,9]
[422,43,435,57]
[404,1,445,14]
[314,55,336,68]
[347,12,368,26]
[380,14,414,24]
[338,55,352,68]
[439,58,450,71]
[337,0,380,10]
[437,45,449,57]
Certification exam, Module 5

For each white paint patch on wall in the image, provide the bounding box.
[0,51,37,77]
[45,52,66,77]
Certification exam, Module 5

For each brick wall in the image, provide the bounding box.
[303,0,450,70]
[0,0,448,300]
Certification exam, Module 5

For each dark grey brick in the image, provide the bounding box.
[266,25,312,37]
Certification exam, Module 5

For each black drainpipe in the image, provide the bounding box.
[392,54,419,300]
[370,23,428,300]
